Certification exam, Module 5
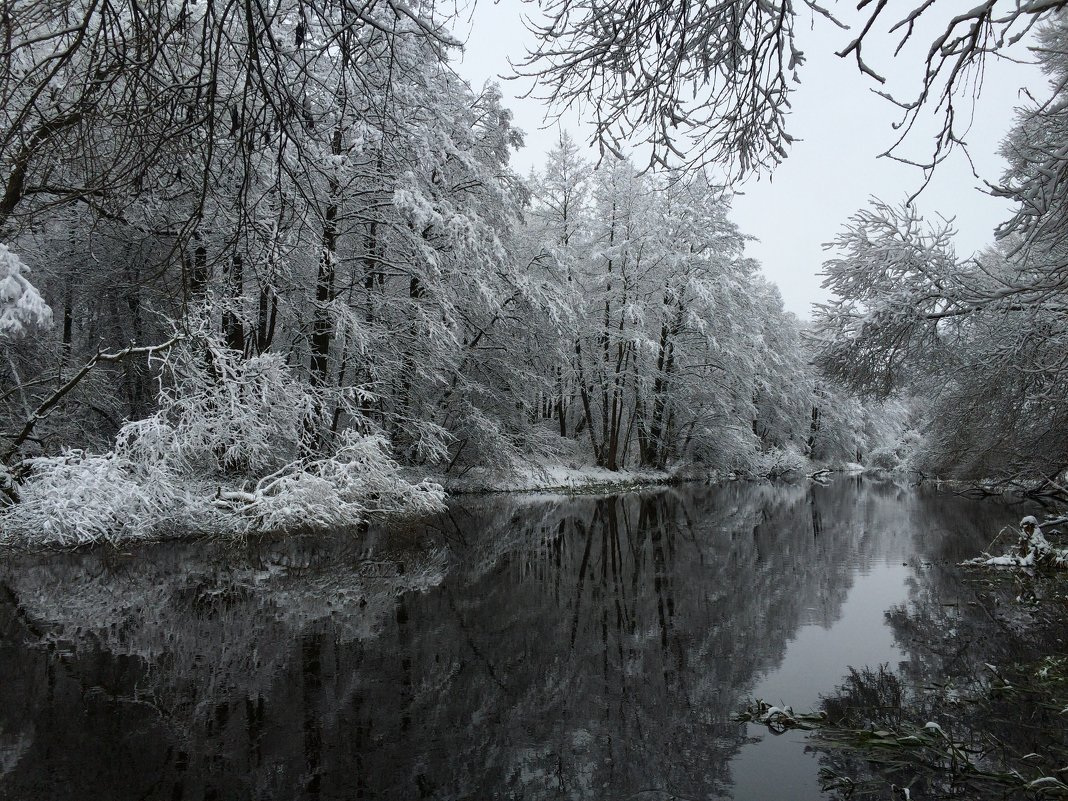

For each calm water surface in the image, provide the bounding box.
[0,478,1033,800]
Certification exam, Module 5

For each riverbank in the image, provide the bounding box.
[422,458,875,495]
[0,457,883,549]
[422,465,700,495]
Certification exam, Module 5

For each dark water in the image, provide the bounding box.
[0,478,1037,800]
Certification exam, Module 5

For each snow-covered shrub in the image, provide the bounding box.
[0,243,52,340]
[216,432,445,532]
[2,451,190,545]
[751,443,808,478]
[867,428,922,472]
[1,332,445,544]
[867,447,899,471]
[0,463,15,501]
[898,428,923,459]
[446,402,529,476]
[965,517,1068,569]
[127,338,324,475]
[695,424,763,473]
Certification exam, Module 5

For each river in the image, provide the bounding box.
[0,477,1037,800]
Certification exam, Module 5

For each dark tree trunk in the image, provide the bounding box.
[60,277,73,370]
[223,253,245,353]
[191,241,208,299]
[255,282,275,354]
[310,127,342,387]
[807,404,821,452]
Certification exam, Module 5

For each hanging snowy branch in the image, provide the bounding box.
[518,0,1065,178]
[516,0,812,178]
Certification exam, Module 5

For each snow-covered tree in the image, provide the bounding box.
[813,15,1068,480]
[520,153,817,473]
[812,200,960,397]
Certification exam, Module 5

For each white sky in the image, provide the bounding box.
[448,2,1044,318]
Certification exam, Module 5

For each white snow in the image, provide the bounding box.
[0,243,52,339]
[436,463,685,494]
[964,518,1068,570]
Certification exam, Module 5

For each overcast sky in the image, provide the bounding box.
[448,2,1043,318]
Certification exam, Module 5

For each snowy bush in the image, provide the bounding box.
[1,333,445,545]
[0,463,15,501]
[867,447,900,471]
[692,424,762,473]
[215,432,445,532]
[124,338,324,475]
[2,451,191,545]
[965,517,1068,570]
[446,402,529,476]
[867,429,922,472]
[751,443,808,478]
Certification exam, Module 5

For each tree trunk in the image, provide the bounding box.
[642,295,685,469]
[255,282,276,354]
[223,253,245,353]
[310,127,342,387]
[60,277,73,371]
[191,240,208,299]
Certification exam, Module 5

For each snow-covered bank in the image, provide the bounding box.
[427,465,695,495]
[428,458,895,497]
[963,515,1068,569]
[1,442,446,548]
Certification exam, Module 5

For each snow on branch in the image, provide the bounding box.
[2,335,183,465]
[0,243,51,340]
[516,0,807,178]
[811,200,961,396]
[518,0,1065,181]
[964,516,1068,568]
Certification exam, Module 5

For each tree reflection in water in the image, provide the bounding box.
[0,479,1038,801]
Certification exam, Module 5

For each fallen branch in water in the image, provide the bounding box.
[733,698,826,733]
[964,517,1068,571]
[735,696,1068,799]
